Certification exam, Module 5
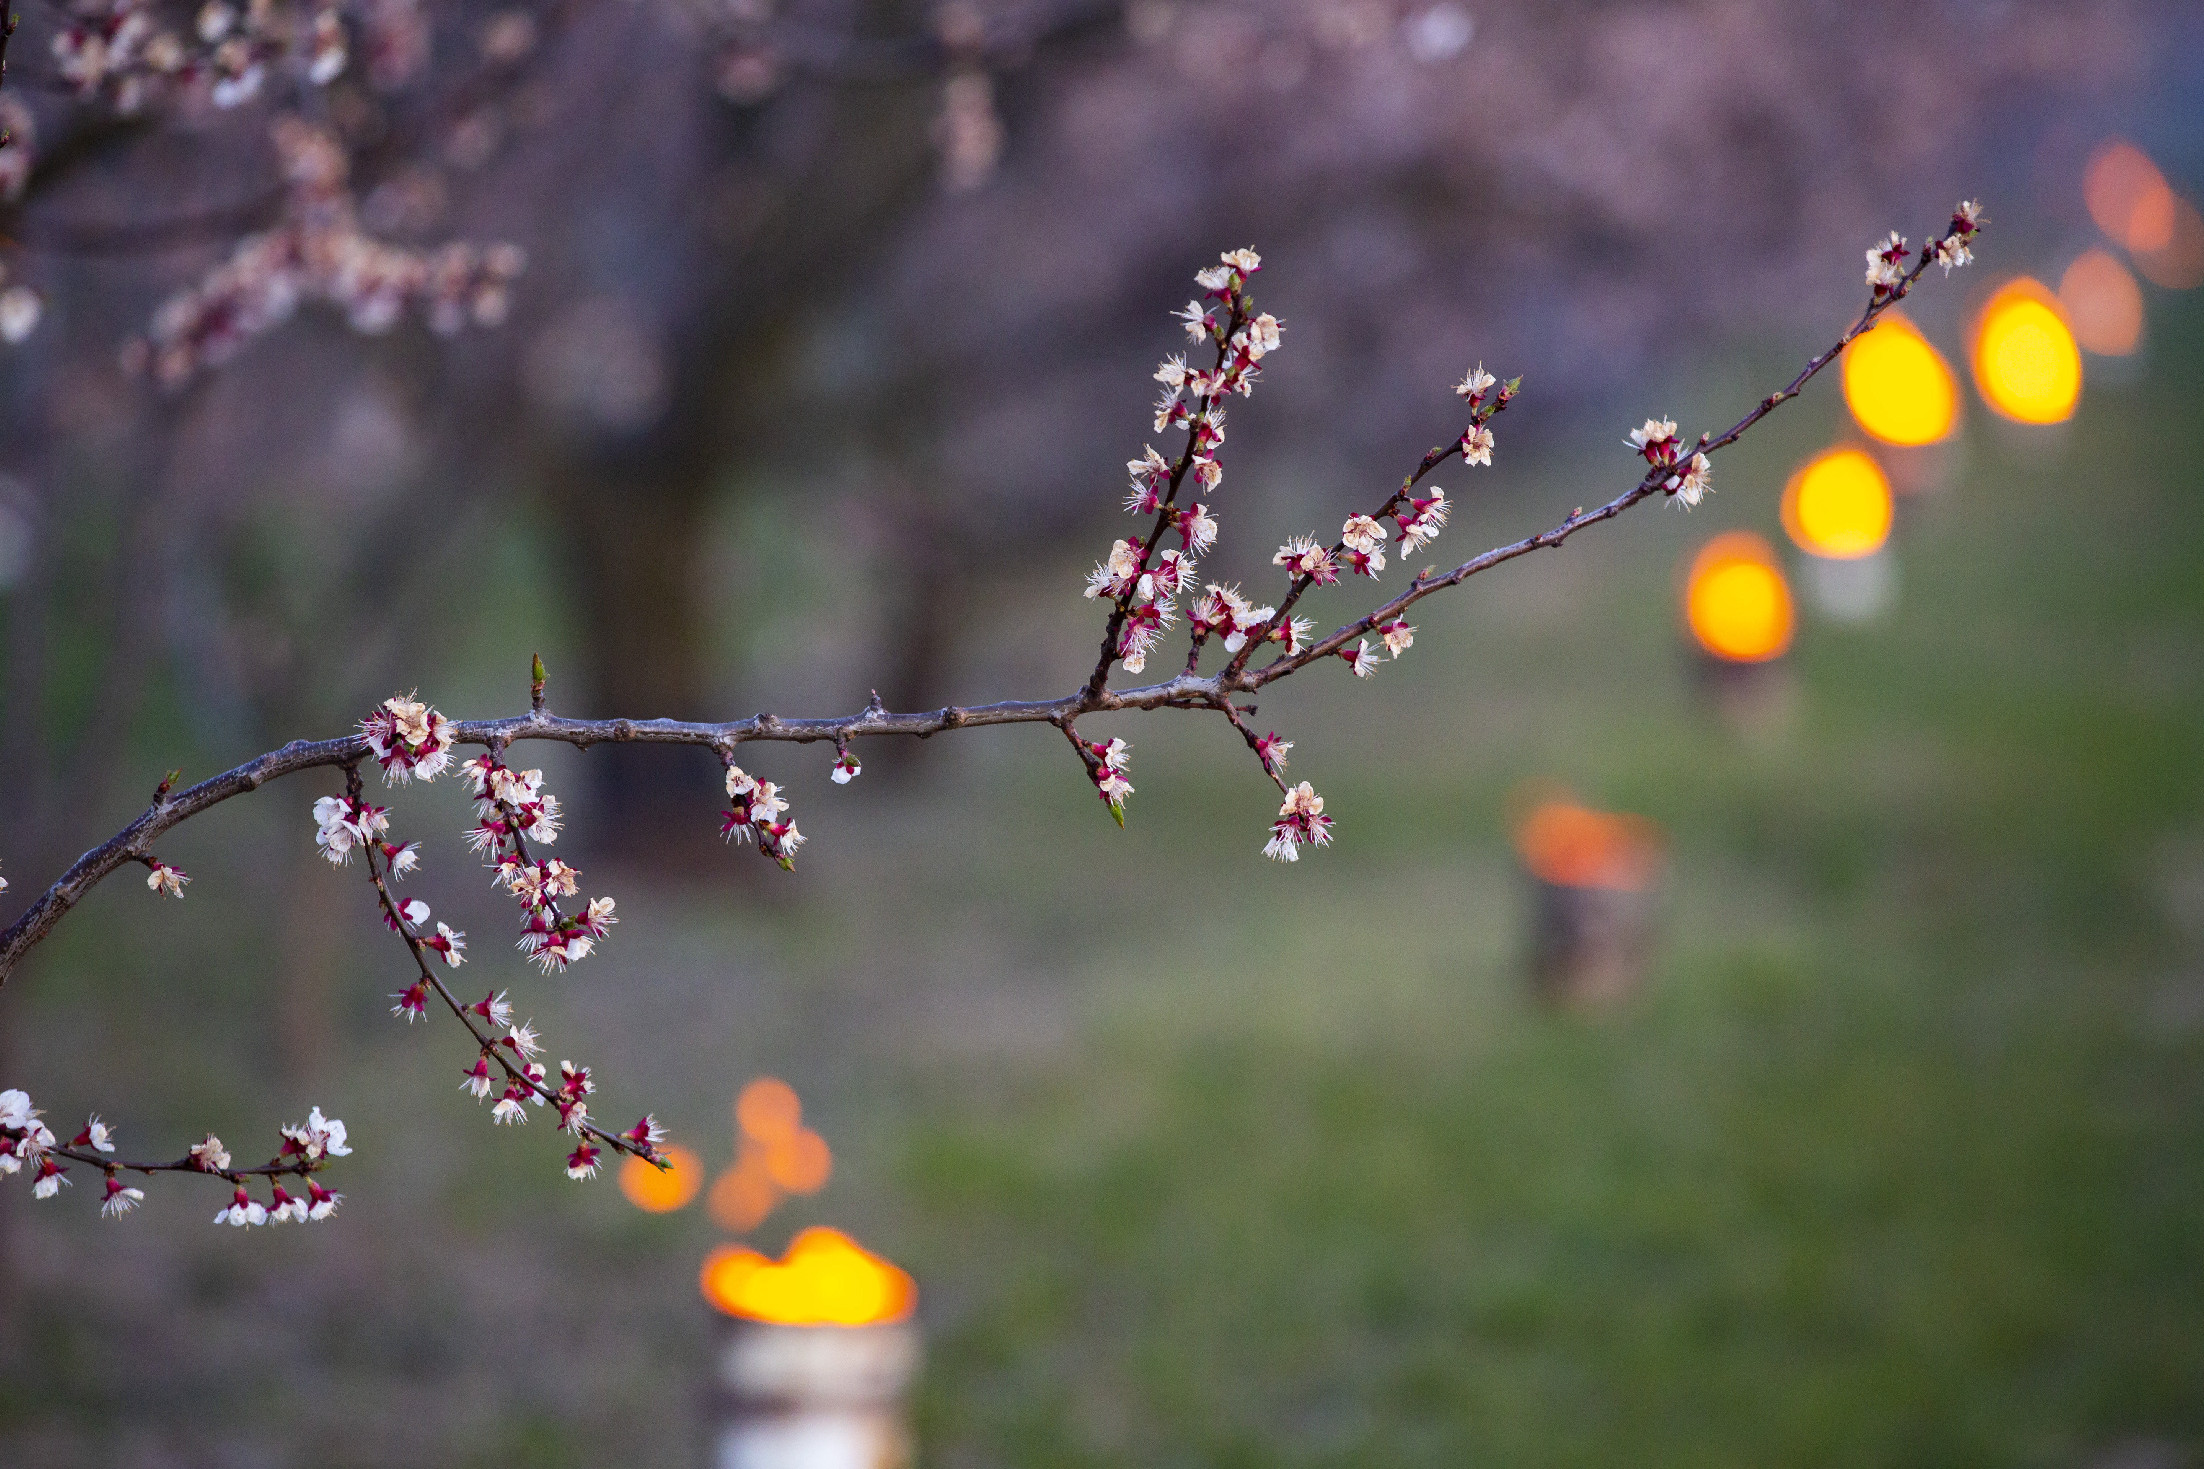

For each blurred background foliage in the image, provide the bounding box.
[2,0,2204,1463]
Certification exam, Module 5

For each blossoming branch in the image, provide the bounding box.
[0,202,1985,1223]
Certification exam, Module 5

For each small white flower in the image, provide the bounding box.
[101,1180,145,1217]
[1220,248,1262,274]
[0,1089,34,1131]
[1627,418,1679,456]
[491,1096,527,1125]
[1178,503,1218,554]
[189,1135,231,1172]
[1379,618,1416,658]
[1932,235,1972,274]
[1667,451,1712,509]
[146,862,189,898]
[1341,515,1388,554]
[1460,422,1494,467]
[1865,231,1908,291]
[1454,363,1496,400]
[216,1187,268,1227]
[1343,640,1382,678]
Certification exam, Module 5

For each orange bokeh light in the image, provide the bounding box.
[700,1227,917,1326]
[735,1077,803,1144]
[2136,197,2204,291]
[2058,249,2145,357]
[766,1130,833,1193]
[1685,532,1793,664]
[1840,309,1958,446]
[709,1156,781,1232]
[2084,140,2174,253]
[1781,448,1892,561]
[618,1144,704,1213]
[1971,279,2081,425]
[2082,139,2204,291]
[708,1076,834,1233]
[1513,800,1663,892]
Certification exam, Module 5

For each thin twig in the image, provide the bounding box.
[349,766,659,1167]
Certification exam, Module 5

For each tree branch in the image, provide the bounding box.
[0,209,1983,992]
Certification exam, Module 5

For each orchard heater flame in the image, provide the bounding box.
[702,1228,920,1469]
[1839,308,1959,494]
[1513,794,1664,1005]
[1683,531,1795,728]
[1782,447,1896,623]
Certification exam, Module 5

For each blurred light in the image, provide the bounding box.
[701,1228,917,1326]
[1685,532,1793,664]
[737,1077,803,1143]
[2083,139,2204,291]
[2136,196,2204,290]
[1781,448,1892,560]
[1512,799,1662,892]
[710,1077,835,1233]
[1971,280,2081,424]
[767,1130,834,1193]
[2085,140,2176,253]
[710,1158,782,1233]
[2058,249,2145,356]
[1402,3,1473,62]
[1840,310,1957,446]
[619,1144,704,1213]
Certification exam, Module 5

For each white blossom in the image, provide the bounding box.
[1667,452,1712,509]
[1460,422,1494,467]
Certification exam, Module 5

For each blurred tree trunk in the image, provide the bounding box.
[541,48,950,859]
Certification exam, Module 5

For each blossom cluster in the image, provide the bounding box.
[2,1088,347,1223]
[1626,417,1712,508]
[362,692,455,783]
[1247,361,1512,684]
[125,117,526,388]
[1084,248,1279,676]
[459,755,615,970]
[1868,200,1983,295]
[50,0,348,116]
[1078,250,1527,860]
[1084,736,1132,821]
[722,762,805,869]
[1263,782,1333,862]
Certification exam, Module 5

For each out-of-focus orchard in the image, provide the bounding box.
[2,0,2204,1462]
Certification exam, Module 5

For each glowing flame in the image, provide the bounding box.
[2058,249,2145,357]
[1781,448,1892,561]
[701,1227,917,1326]
[1685,532,1793,664]
[1972,280,2081,425]
[708,1077,834,1233]
[618,1143,704,1213]
[1513,798,1662,892]
[1840,309,1957,446]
